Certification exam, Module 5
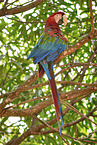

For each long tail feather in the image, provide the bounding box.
[48,62,64,136]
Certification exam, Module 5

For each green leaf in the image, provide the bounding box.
[12,60,23,72]
[14,56,28,63]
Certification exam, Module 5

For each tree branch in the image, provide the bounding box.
[55,30,97,64]
[0,0,46,16]
[1,86,97,117]
[55,63,97,77]
[6,17,45,24]
[89,0,94,33]
[24,80,97,92]
[62,101,97,125]
[0,0,4,3]
[63,132,97,144]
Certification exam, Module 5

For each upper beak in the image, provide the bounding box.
[63,15,67,26]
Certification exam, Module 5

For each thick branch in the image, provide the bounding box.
[1,86,96,117]
[0,0,4,3]
[0,0,46,16]
[25,80,97,91]
[55,30,97,63]
[89,0,94,33]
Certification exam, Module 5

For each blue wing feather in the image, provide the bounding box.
[28,32,67,79]
[28,33,67,64]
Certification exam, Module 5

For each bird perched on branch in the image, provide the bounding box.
[28,12,68,136]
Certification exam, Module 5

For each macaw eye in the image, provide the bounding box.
[56,14,59,17]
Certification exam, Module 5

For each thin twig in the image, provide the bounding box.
[6,17,45,24]
[3,0,8,9]
[55,63,97,77]
[61,101,97,126]
[32,116,69,144]
[32,115,59,132]
[54,62,97,68]
[63,133,97,144]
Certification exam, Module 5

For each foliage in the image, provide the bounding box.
[0,0,97,144]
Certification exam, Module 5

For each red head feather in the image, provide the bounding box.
[44,12,68,42]
[45,12,65,30]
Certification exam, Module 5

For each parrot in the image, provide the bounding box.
[28,12,68,136]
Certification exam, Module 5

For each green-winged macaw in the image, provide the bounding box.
[28,12,68,136]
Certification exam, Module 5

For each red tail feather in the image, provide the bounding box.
[48,63,60,119]
[39,62,64,136]
[48,62,64,136]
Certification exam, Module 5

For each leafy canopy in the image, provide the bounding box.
[0,0,97,144]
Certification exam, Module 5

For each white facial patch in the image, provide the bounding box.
[54,14,67,26]
[54,14,62,23]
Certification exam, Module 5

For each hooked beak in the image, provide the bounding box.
[58,15,67,26]
[63,15,67,26]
